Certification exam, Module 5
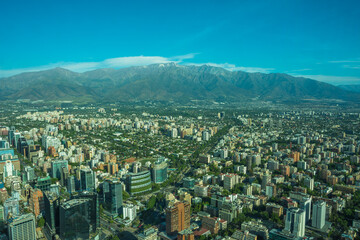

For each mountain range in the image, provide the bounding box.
[338,84,360,93]
[0,63,359,103]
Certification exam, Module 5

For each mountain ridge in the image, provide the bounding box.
[0,64,359,103]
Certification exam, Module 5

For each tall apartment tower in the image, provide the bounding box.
[67,176,76,193]
[8,213,36,240]
[72,191,100,232]
[312,201,326,229]
[103,180,123,215]
[166,202,191,235]
[59,199,94,240]
[299,196,312,224]
[44,191,60,239]
[80,168,95,191]
[284,208,305,237]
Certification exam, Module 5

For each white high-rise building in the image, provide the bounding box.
[304,177,314,191]
[171,128,178,138]
[224,174,238,190]
[3,160,15,181]
[202,131,210,141]
[123,204,137,221]
[299,196,312,224]
[284,208,305,237]
[220,149,228,159]
[312,201,326,229]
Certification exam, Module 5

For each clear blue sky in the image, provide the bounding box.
[1,0,360,85]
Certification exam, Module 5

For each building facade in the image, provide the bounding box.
[312,201,326,229]
[284,208,305,237]
[8,213,36,240]
[103,180,123,215]
[166,202,191,235]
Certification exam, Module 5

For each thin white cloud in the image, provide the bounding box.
[329,60,360,63]
[343,65,360,69]
[0,54,197,77]
[0,55,275,77]
[170,53,199,62]
[295,74,360,85]
[60,62,100,72]
[188,62,275,73]
[290,69,312,72]
[102,56,171,68]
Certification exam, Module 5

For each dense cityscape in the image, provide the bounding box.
[1,1,360,239]
[0,101,359,240]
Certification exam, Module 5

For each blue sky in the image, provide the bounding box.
[1,0,360,85]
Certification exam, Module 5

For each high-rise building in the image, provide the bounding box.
[72,191,99,232]
[312,201,326,229]
[152,159,168,184]
[67,176,76,193]
[44,191,60,239]
[17,137,29,157]
[299,196,312,224]
[122,203,137,221]
[126,171,152,195]
[4,197,19,219]
[243,185,252,196]
[202,216,220,234]
[8,127,15,147]
[24,166,35,182]
[61,166,69,186]
[220,149,228,159]
[8,213,36,240]
[0,205,4,229]
[103,180,123,215]
[80,168,95,191]
[3,160,15,180]
[13,133,21,149]
[29,188,44,217]
[304,177,314,191]
[284,208,305,237]
[51,160,68,179]
[35,176,51,192]
[202,131,210,141]
[171,128,178,138]
[60,198,97,240]
[166,202,191,235]
[224,174,237,190]
[265,183,277,198]
[219,202,237,223]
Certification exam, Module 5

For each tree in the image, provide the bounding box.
[99,204,104,215]
[37,217,45,228]
[147,196,156,210]
[51,178,59,184]
[110,235,120,240]
[123,191,130,201]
